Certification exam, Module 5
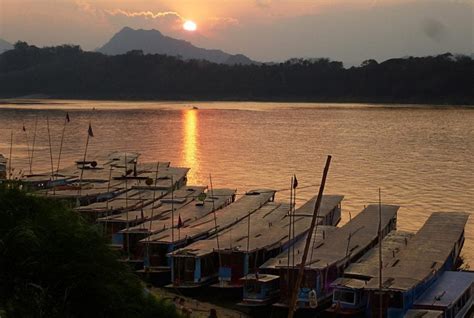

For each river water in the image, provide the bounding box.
[0,100,473,265]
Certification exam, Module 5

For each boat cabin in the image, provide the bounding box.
[411,271,473,318]
[363,212,469,318]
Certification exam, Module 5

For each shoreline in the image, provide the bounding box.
[0,96,473,108]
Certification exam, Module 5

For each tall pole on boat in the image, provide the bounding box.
[378,188,383,318]
[171,176,175,245]
[287,176,293,293]
[210,174,222,270]
[46,117,55,193]
[146,161,160,265]
[78,123,93,196]
[8,131,13,180]
[56,112,70,174]
[287,155,331,318]
[125,153,131,259]
[292,175,297,270]
[22,122,31,174]
[29,116,38,174]
[103,164,113,237]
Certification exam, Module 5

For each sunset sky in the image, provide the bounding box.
[0,0,472,65]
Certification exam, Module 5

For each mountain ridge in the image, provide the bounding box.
[0,39,13,53]
[97,27,256,65]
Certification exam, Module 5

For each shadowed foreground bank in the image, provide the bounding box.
[0,42,472,104]
[0,185,180,318]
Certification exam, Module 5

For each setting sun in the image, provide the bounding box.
[183,20,197,31]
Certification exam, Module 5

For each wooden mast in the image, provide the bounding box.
[29,116,38,174]
[46,117,55,193]
[378,188,383,318]
[8,131,13,180]
[287,155,331,318]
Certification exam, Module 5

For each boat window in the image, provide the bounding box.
[333,290,356,304]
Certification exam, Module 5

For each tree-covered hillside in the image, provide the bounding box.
[0,42,472,104]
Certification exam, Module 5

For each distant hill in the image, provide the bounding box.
[98,27,256,65]
[0,39,13,53]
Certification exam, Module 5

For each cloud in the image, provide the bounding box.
[105,9,184,21]
[256,0,272,8]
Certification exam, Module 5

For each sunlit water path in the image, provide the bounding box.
[1,100,473,265]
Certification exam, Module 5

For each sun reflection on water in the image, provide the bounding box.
[181,109,199,184]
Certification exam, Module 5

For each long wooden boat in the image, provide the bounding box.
[170,201,291,288]
[97,186,207,244]
[121,188,236,262]
[362,212,469,317]
[138,189,276,285]
[72,166,188,220]
[327,230,414,316]
[239,225,337,307]
[409,271,473,318]
[265,204,399,311]
[211,195,343,290]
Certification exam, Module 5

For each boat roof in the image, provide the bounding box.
[343,231,414,280]
[74,167,189,210]
[240,274,280,283]
[169,194,344,257]
[365,212,469,292]
[404,309,443,318]
[413,271,474,308]
[122,188,236,234]
[331,231,414,289]
[261,225,337,269]
[266,204,399,270]
[140,189,276,245]
[295,195,344,218]
[97,186,207,223]
[171,202,291,257]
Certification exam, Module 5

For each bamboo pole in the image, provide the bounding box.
[210,174,222,272]
[8,131,13,180]
[287,155,331,318]
[287,176,293,295]
[22,122,31,173]
[29,116,38,174]
[78,125,91,197]
[378,188,383,318]
[46,117,55,194]
[56,113,69,173]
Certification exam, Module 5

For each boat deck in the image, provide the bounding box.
[172,201,291,257]
[270,204,399,270]
[140,189,276,246]
[97,186,208,224]
[365,212,469,291]
[122,188,236,234]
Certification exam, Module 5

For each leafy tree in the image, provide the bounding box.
[0,42,472,104]
[0,186,180,318]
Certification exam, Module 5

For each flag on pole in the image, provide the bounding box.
[293,174,298,189]
[66,112,70,123]
[88,123,94,137]
[177,215,183,228]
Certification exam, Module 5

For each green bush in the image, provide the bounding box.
[0,186,180,318]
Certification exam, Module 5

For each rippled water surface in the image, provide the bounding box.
[1,100,473,264]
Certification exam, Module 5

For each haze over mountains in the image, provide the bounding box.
[0,39,13,53]
[97,27,256,65]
